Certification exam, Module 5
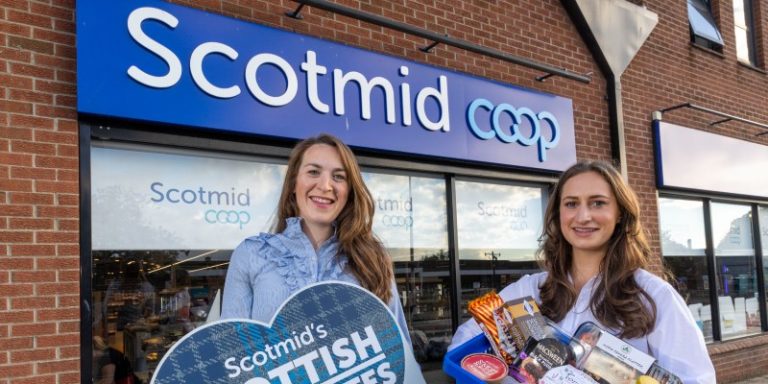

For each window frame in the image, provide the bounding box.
[659,192,768,344]
[79,118,559,383]
[733,0,758,65]
[688,0,725,50]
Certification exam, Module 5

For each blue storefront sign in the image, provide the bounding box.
[77,0,576,171]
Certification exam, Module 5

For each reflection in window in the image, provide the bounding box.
[363,171,450,379]
[688,0,724,50]
[92,249,231,382]
[455,180,545,322]
[711,202,759,340]
[733,0,757,65]
[659,198,707,256]
[658,197,712,341]
[91,144,286,382]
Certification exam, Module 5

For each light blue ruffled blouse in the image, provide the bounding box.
[221,217,412,345]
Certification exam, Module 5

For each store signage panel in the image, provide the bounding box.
[76,0,576,171]
[654,121,768,199]
[91,145,286,250]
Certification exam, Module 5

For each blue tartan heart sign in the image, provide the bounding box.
[150,282,411,384]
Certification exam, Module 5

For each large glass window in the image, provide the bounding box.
[363,171,450,378]
[660,196,766,343]
[89,141,549,384]
[90,142,460,383]
[733,0,757,65]
[688,0,724,50]
[711,202,759,339]
[455,179,545,322]
[91,143,285,382]
[658,198,712,341]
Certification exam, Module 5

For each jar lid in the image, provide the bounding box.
[460,352,509,382]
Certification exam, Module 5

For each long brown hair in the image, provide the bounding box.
[537,160,656,339]
[274,134,393,304]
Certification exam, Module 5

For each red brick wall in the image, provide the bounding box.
[1,0,765,383]
[623,1,768,381]
[1,0,79,383]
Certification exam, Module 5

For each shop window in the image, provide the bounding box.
[454,179,546,322]
[658,198,713,341]
[733,0,757,65]
[363,171,451,378]
[660,196,765,343]
[90,143,286,382]
[89,142,458,382]
[688,0,724,50]
[711,202,759,340]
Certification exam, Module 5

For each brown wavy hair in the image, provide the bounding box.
[274,134,393,304]
[537,160,656,339]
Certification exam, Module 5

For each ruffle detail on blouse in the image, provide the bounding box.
[257,217,348,291]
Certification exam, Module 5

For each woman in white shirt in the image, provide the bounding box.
[449,160,715,384]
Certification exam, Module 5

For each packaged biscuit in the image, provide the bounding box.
[573,322,682,384]
[574,322,650,383]
[501,296,547,351]
[539,364,600,384]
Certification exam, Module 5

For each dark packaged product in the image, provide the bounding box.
[512,337,573,383]
[502,296,547,351]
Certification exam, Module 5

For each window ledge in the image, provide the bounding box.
[690,42,725,59]
[708,332,768,355]
[737,60,767,74]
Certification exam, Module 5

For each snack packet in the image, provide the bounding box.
[468,291,513,363]
[512,337,574,383]
[501,296,547,351]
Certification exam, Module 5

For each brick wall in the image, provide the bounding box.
[1,0,79,383]
[1,0,766,383]
[623,1,768,381]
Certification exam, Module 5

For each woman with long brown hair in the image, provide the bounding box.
[450,160,714,383]
[221,133,409,343]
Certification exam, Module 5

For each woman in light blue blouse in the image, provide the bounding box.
[221,133,411,344]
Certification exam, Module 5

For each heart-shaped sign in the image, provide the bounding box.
[150,282,416,384]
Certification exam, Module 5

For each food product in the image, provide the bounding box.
[461,353,509,384]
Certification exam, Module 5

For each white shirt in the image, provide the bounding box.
[449,269,716,384]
